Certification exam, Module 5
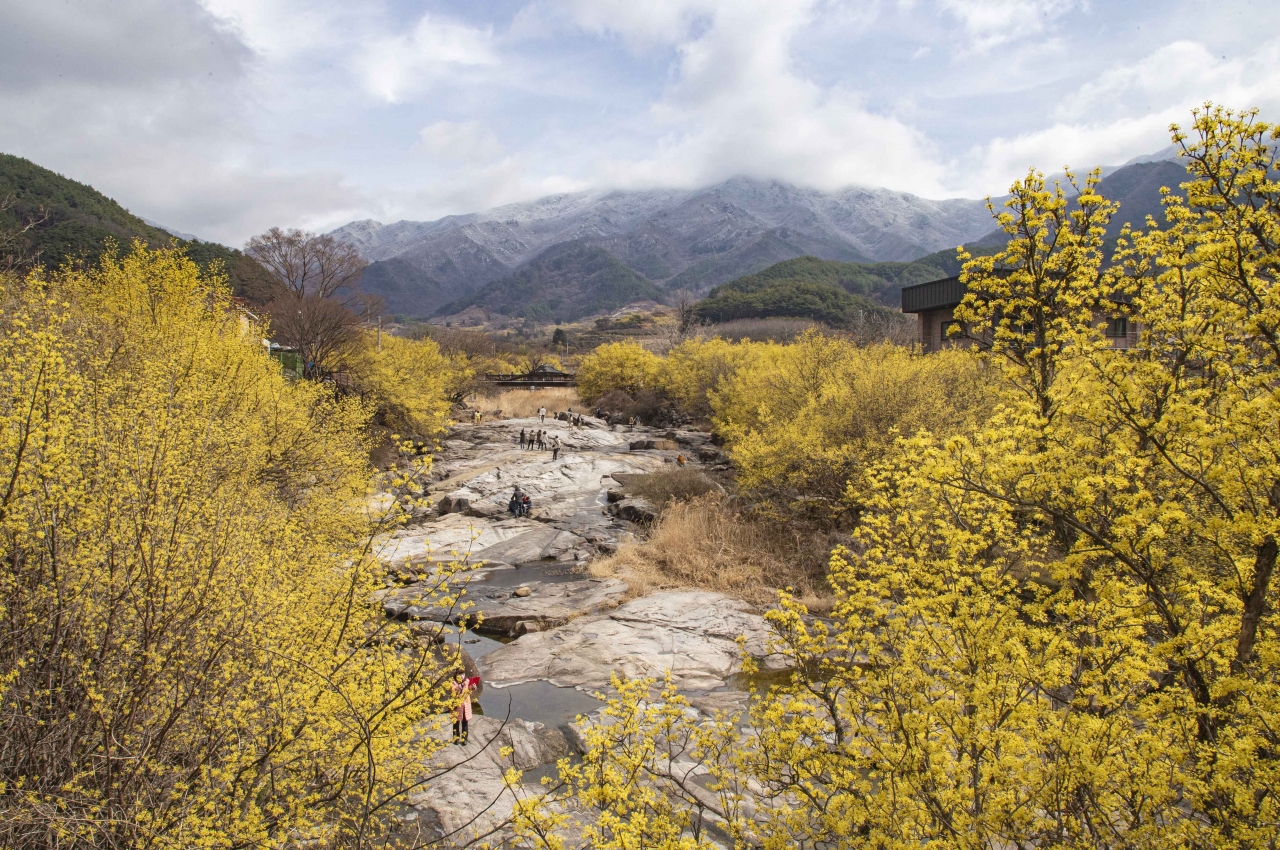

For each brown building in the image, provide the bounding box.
[901,275,1137,353]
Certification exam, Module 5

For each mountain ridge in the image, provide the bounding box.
[436,241,667,324]
[333,176,1001,318]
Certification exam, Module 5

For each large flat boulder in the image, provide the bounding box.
[383,577,630,637]
[478,591,789,692]
[378,513,543,567]
[403,715,572,846]
[629,439,680,451]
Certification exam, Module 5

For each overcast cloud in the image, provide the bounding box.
[1,0,1276,245]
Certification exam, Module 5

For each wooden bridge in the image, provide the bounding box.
[483,364,576,388]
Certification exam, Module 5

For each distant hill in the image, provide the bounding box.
[436,241,667,323]
[704,158,1198,327]
[0,153,270,297]
[693,245,996,326]
[695,273,886,327]
[716,253,960,307]
[341,160,1188,323]
[1097,159,1187,238]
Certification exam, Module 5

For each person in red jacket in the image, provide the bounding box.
[452,672,476,745]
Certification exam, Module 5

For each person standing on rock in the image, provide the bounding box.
[519,428,527,450]
[452,672,475,745]
[538,406,546,424]
[551,436,561,461]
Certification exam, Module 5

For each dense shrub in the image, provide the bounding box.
[711,330,994,506]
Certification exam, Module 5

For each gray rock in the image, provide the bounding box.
[629,439,680,451]
[610,497,658,525]
[436,495,470,515]
[479,591,790,692]
[405,715,572,845]
[383,577,629,638]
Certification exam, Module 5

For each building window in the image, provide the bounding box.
[940,319,963,342]
[1105,317,1129,339]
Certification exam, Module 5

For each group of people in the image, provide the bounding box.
[518,428,561,459]
[507,485,532,517]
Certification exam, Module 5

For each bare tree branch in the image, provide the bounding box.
[245,227,367,299]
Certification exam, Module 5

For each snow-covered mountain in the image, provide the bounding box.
[329,176,997,318]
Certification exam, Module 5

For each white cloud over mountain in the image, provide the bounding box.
[1,0,1276,244]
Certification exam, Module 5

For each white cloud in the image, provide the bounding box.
[417,120,504,163]
[937,0,1082,52]
[563,0,947,195]
[1055,41,1247,122]
[561,0,720,47]
[6,0,1280,243]
[394,157,591,221]
[354,14,498,103]
[0,0,248,91]
[962,37,1280,196]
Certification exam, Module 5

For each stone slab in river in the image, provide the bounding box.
[478,590,789,692]
[383,577,630,637]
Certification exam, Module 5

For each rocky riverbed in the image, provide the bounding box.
[378,416,777,846]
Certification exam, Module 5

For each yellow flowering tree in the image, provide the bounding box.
[511,105,1280,850]
[343,330,466,436]
[658,336,762,420]
[509,675,748,850]
[711,332,992,506]
[754,104,1280,848]
[0,246,468,848]
[576,341,663,403]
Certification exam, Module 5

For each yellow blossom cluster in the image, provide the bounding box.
[0,246,467,847]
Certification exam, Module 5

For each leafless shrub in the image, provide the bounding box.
[703,317,819,342]
[0,195,48,273]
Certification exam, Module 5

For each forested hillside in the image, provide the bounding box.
[693,249,973,325]
[0,154,271,296]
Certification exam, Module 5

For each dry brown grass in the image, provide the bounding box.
[489,387,582,419]
[591,494,835,614]
[616,468,723,507]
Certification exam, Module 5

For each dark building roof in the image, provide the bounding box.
[902,272,1132,315]
[529,364,570,376]
[901,276,966,314]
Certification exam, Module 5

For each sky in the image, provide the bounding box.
[2,0,1278,246]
